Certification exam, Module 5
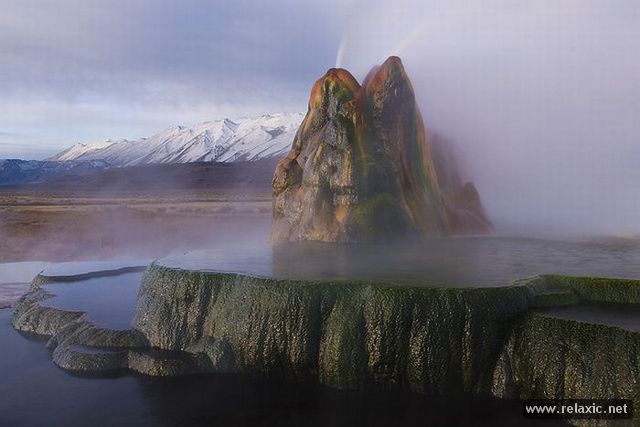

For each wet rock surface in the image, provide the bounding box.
[11,269,155,375]
[133,264,534,392]
[492,277,640,427]
[132,262,640,415]
[271,57,492,243]
[10,262,640,425]
[492,312,640,402]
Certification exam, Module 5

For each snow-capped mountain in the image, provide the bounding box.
[51,113,304,167]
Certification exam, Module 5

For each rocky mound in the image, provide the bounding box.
[271,56,491,242]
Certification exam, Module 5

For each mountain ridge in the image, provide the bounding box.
[50,112,304,166]
[0,159,111,186]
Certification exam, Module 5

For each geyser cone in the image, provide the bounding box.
[355,56,448,237]
[272,67,362,242]
[271,56,490,242]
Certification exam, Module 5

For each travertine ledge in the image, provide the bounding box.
[11,264,640,422]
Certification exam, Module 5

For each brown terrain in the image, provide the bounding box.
[0,160,277,263]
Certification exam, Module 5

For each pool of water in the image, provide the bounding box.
[40,259,149,278]
[159,236,640,287]
[41,272,144,330]
[3,235,638,425]
[0,309,560,426]
[537,303,640,332]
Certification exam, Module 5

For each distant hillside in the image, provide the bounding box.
[16,158,279,195]
[0,159,111,186]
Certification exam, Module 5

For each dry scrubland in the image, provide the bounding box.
[0,189,272,263]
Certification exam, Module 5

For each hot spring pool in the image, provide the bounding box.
[158,236,640,287]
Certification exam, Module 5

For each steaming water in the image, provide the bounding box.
[335,36,348,68]
[0,261,49,283]
[12,235,639,332]
[160,236,640,287]
[1,236,639,425]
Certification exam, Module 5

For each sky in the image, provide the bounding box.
[1,0,639,233]
[0,0,347,158]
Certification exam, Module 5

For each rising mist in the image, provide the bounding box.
[333,0,640,236]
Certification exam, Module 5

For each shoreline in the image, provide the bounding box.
[0,282,30,308]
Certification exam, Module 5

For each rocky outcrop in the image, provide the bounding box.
[12,272,149,374]
[130,265,640,418]
[272,57,450,242]
[492,312,640,405]
[492,276,640,427]
[133,263,531,392]
[429,132,494,234]
[272,56,492,242]
[12,263,640,425]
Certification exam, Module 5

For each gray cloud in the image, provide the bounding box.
[0,0,346,99]
[0,0,347,157]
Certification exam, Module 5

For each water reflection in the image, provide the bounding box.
[160,236,640,287]
[0,311,564,426]
[537,303,640,332]
[41,272,143,329]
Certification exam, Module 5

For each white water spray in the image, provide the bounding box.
[335,34,348,68]
[335,18,424,70]
[386,27,425,58]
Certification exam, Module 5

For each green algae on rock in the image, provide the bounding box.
[11,262,640,420]
[491,312,640,410]
[12,272,149,374]
[271,56,492,243]
[133,262,533,392]
[132,264,640,412]
[543,275,640,304]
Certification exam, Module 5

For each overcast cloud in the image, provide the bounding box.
[0,0,346,157]
[1,0,639,233]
